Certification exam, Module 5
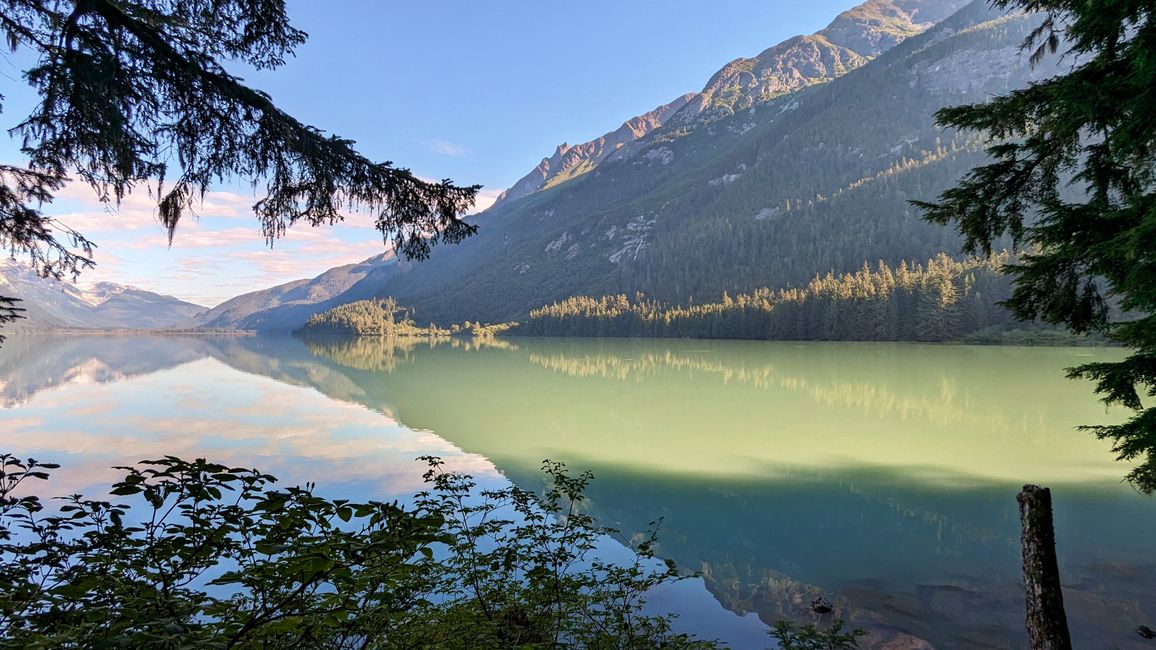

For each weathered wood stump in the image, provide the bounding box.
[1018,484,1072,650]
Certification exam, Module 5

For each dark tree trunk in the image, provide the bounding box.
[1018,484,1072,650]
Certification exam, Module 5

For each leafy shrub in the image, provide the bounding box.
[769,619,866,650]
[0,454,714,649]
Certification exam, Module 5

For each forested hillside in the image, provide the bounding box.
[193,1,1056,334]
[336,2,1056,327]
[518,253,1016,341]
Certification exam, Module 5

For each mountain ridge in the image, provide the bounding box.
[196,253,397,331]
[320,1,1054,328]
[496,0,972,209]
[0,261,207,330]
[490,93,695,210]
[3,1,1053,335]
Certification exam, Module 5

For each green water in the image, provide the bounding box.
[0,334,1151,648]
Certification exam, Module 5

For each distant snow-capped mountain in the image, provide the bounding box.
[0,261,207,330]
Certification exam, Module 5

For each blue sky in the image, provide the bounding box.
[2,0,854,306]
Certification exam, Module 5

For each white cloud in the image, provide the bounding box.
[426,139,468,157]
[54,181,253,223]
[20,176,499,307]
[468,188,503,215]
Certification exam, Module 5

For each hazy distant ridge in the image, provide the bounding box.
[196,253,397,331]
[0,261,206,330]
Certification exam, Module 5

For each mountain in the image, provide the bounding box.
[491,93,695,210]
[497,0,973,209]
[207,0,1057,331]
[664,34,867,130]
[196,253,397,331]
[819,0,972,56]
[674,0,971,125]
[0,262,206,330]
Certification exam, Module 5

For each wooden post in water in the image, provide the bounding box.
[1018,484,1072,650]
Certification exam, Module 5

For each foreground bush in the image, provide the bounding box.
[0,454,714,649]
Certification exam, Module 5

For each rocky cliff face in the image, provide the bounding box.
[491,93,694,209]
[668,34,867,127]
[820,0,970,56]
[658,0,971,129]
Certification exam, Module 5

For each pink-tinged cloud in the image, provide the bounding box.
[55,180,254,219]
[469,188,501,214]
[37,180,404,306]
[115,227,260,251]
[33,176,503,306]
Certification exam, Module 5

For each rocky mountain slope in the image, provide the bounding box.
[0,262,206,330]
[203,0,1056,331]
[497,0,972,209]
[491,94,695,209]
[819,0,971,55]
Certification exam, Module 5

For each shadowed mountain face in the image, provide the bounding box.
[0,262,206,330]
[4,334,1151,647]
[204,1,1058,332]
[195,254,398,332]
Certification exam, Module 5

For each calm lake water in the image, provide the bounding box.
[1,334,1152,648]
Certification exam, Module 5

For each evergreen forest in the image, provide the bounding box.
[521,253,1031,341]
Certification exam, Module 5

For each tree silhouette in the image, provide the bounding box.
[0,0,478,324]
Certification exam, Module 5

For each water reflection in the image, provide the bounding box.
[0,334,213,407]
[0,334,499,499]
[0,334,1151,648]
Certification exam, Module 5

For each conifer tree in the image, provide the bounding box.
[917,0,1156,490]
[0,1,478,322]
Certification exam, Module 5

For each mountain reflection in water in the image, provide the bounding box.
[1,334,1151,648]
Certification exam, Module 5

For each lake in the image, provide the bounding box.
[1,334,1152,648]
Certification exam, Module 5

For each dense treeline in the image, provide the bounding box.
[297,298,445,337]
[298,298,519,339]
[518,254,1021,341]
[303,256,1087,345]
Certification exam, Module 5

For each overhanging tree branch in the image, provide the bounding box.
[0,0,479,333]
